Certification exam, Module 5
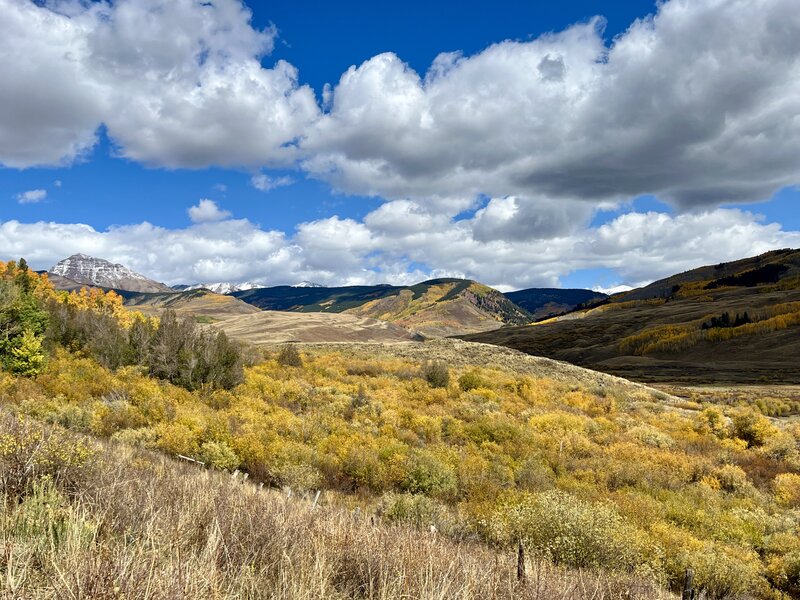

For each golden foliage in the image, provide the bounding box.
[618,303,800,356]
[1,344,799,597]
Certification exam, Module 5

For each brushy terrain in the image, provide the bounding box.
[3,260,800,598]
[0,413,671,600]
[3,345,800,597]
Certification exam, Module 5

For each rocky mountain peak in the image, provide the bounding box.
[49,254,172,293]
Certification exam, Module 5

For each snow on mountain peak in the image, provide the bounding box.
[181,281,264,294]
[49,254,171,293]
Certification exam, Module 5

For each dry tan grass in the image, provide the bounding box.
[124,289,261,320]
[1,415,673,600]
[214,310,417,344]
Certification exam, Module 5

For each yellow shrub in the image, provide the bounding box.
[652,523,764,598]
[154,419,203,457]
[774,473,800,508]
[490,490,661,575]
[731,409,778,447]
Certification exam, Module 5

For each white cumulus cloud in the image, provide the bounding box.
[0,0,319,169]
[188,199,231,224]
[2,206,797,291]
[303,0,800,213]
[16,189,47,204]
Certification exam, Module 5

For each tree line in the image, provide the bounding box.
[1,259,243,390]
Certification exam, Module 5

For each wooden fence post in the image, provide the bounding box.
[516,541,526,582]
[682,568,695,600]
[177,454,206,467]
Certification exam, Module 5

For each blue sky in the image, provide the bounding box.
[1,0,657,232]
[1,0,798,290]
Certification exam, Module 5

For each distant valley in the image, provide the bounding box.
[40,249,800,383]
[42,254,600,339]
[232,278,532,337]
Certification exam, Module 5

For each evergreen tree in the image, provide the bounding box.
[0,275,49,372]
[7,329,46,376]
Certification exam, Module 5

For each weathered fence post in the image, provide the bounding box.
[311,489,321,509]
[177,454,206,467]
[516,541,526,582]
[682,568,695,600]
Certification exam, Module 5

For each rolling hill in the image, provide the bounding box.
[115,288,262,321]
[234,278,533,337]
[462,249,800,384]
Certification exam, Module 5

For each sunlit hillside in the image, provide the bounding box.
[233,278,532,337]
[465,249,800,384]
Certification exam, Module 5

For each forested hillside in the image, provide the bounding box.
[504,288,607,319]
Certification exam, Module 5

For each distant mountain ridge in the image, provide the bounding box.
[49,254,171,293]
[42,253,605,338]
[172,281,325,294]
[173,282,263,295]
[504,288,608,319]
